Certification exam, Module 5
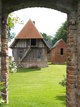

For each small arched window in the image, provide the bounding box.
[60,48,63,55]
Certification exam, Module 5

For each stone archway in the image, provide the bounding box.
[0,0,80,107]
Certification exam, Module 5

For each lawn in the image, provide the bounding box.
[9,64,66,107]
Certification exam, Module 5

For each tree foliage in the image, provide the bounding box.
[0,82,6,107]
[59,75,66,87]
[8,13,23,42]
[41,33,53,48]
[8,14,15,42]
[52,21,67,45]
[9,57,17,73]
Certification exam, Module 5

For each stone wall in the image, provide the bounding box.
[21,61,48,68]
[1,13,8,103]
[67,10,77,107]
[76,2,80,106]
[0,1,8,103]
[66,1,80,106]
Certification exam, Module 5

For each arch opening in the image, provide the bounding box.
[10,7,65,106]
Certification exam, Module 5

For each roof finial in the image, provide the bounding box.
[33,21,35,24]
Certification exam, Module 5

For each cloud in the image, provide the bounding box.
[12,7,67,36]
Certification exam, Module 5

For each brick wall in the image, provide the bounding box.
[51,40,66,64]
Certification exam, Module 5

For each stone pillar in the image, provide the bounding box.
[1,13,8,103]
[0,2,8,103]
[67,11,77,107]
[76,2,80,107]
[0,0,2,80]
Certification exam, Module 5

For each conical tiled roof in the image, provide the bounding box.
[10,19,50,49]
[16,19,43,39]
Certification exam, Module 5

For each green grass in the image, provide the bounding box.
[9,64,66,107]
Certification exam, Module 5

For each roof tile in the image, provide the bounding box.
[16,19,43,39]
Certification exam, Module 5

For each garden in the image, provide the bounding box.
[9,64,66,107]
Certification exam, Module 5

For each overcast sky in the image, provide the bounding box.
[12,7,67,37]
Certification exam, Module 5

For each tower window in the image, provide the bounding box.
[31,39,36,46]
[60,48,63,55]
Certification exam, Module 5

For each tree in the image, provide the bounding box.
[52,21,67,45]
[41,33,53,48]
[8,14,15,42]
[8,13,23,42]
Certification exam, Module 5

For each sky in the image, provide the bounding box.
[11,7,67,36]
[9,7,67,56]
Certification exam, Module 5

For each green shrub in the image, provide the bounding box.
[59,75,66,87]
[9,57,17,73]
[0,82,6,107]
